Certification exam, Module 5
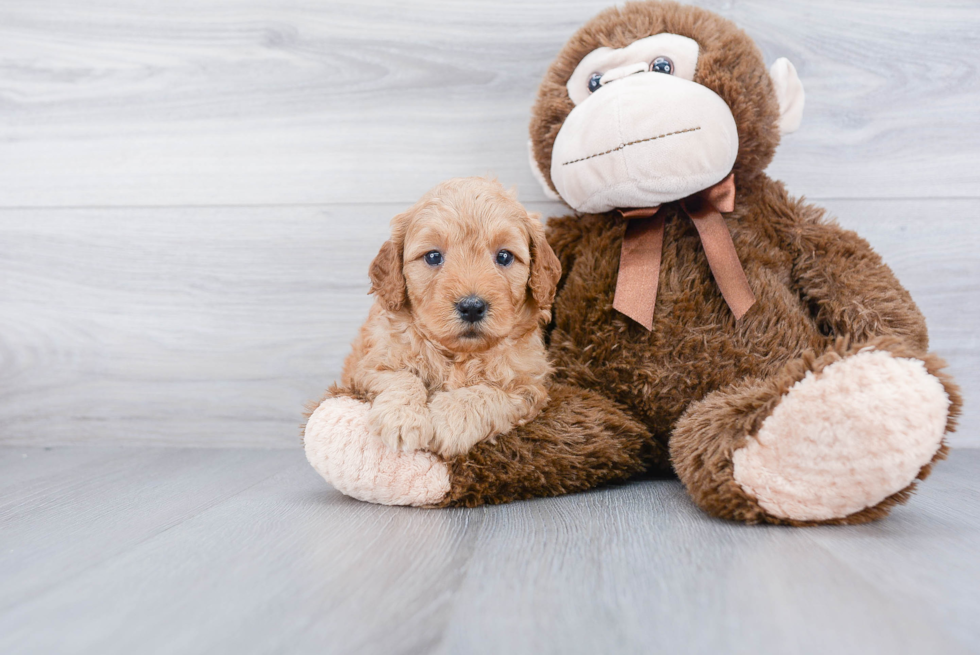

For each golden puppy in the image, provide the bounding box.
[338,176,561,458]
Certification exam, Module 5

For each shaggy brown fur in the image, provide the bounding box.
[337,177,561,458]
[437,382,670,507]
[434,1,961,524]
[670,335,959,526]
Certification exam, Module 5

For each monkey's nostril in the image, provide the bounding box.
[456,295,488,323]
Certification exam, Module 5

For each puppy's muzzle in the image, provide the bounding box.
[456,295,488,324]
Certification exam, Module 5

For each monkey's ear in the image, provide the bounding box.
[368,239,407,312]
[527,140,562,201]
[526,212,562,310]
[769,58,805,135]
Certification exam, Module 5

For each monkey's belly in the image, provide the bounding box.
[548,235,826,437]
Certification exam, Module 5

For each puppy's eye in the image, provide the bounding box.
[495,250,514,266]
[587,73,603,93]
[650,57,673,74]
[423,250,444,266]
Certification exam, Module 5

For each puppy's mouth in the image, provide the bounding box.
[452,323,498,348]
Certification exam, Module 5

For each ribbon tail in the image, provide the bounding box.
[687,208,756,320]
[612,214,664,331]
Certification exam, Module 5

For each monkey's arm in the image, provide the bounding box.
[304,382,664,508]
[779,201,928,351]
[436,382,666,506]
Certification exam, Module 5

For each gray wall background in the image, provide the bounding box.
[1,0,977,447]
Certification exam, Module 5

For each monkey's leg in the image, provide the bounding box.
[669,337,960,525]
[304,383,668,507]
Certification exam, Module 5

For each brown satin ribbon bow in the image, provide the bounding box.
[612,173,755,330]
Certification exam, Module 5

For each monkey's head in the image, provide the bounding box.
[529,1,803,213]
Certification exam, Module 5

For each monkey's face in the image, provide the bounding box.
[553,34,739,213]
[530,2,805,214]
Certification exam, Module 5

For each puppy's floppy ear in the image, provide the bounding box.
[526,212,561,310]
[369,236,407,312]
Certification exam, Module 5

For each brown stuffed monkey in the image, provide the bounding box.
[304,1,961,525]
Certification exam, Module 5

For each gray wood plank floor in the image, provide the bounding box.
[1,446,977,655]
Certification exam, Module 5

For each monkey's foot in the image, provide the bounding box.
[304,396,451,506]
[732,349,951,522]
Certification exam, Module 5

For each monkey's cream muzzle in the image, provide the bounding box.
[550,71,739,214]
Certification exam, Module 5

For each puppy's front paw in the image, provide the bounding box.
[369,401,433,452]
[428,392,493,458]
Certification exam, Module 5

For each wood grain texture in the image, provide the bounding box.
[0,0,979,207]
[0,446,977,655]
[1,198,977,447]
[0,448,296,612]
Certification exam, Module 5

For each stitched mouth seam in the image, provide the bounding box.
[561,126,701,166]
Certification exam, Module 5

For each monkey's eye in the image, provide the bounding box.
[423,250,444,266]
[650,56,673,74]
[587,73,603,93]
[495,250,514,266]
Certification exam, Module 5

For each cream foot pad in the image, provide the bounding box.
[304,396,450,507]
[733,351,949,521]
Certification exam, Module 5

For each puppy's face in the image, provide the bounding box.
[370,177,561,353]
[403,197,531,352]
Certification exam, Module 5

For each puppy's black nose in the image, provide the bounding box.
[456,295,488,323]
